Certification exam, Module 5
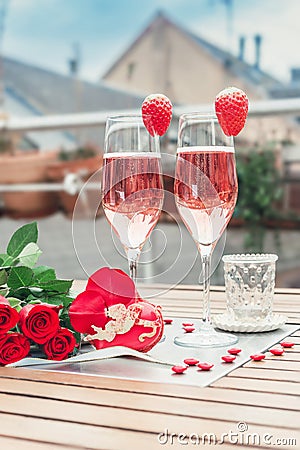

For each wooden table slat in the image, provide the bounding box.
[1,282,299,450]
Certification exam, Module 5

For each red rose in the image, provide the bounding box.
[42,328,76,361]
[0,295,19,335]
[19,303,60,344]
[0,332,30,366]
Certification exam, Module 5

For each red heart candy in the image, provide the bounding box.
[280,341,294,348]
[184,358,199,366]
[183,327,195,333]
[227,347,242,355]
[164,319,173,325]
[221,355,236,363]
[269,348,284,356]
[182,322,194,327]
[172,365,187,374]
[198,362,214,371]
[250,353,265,361]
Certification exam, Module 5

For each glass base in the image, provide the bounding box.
[174,328,238,348]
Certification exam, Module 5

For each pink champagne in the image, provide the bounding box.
[102,152,163,250]
[175,146,238,246]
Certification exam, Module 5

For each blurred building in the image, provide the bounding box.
[102,11,299,145]
[1,56,144,150]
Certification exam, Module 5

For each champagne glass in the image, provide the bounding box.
[102,115,164,282]
[174,113,238,347]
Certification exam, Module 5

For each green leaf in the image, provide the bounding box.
[33,266,56,282]
[0,288,9,297]
[0,269,7,285]
[0,253,15,268]
[7,266,34,289]
[37,279,73,294]
[47,294,73,308]
[7,297,22,312]
[28,287,45,298]
[18,243,42,268]
[7,222,38,258]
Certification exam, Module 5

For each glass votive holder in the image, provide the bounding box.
[222,253,278,323]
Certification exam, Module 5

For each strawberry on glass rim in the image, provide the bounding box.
[142,93,172,137]
[215,86,249,136]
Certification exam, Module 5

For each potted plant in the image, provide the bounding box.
[0,134,58,218]
[47,144,103,218]
[235,147,283,252]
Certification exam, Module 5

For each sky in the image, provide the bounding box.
[2,0,299,84]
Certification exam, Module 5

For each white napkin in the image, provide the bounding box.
[7,346,175,367]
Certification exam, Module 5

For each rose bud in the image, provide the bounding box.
[19,303,60,344]
[0,332,30,366]
[0,295,19,335]
[42,328,76,361]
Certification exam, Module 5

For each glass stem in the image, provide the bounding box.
[201,252,212,328]
[127,248,140,284]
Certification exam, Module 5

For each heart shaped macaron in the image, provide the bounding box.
[69,267,164,353]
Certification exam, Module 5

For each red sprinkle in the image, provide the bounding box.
[250,353,266,361]
[269,348,284,356]
[184,358,199,366]
[183,327,195,333]
[172,365,187,374]
[221,355,236,363]
[227,347,242,355]
[182,322,194,327]
[198,362,214,371]
[164,319,173,325]
[280,341,295,348]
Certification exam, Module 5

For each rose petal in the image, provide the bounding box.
[69,290,108,334]
[86,267,137,305]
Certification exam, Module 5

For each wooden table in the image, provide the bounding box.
[0,283,299,450]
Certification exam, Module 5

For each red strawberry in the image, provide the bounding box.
[215,87,249,136]
[142,93,172,137]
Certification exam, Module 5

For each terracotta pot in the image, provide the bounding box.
[0,150,58,183]
[3,191,58,219]
[0,151,59,219]
[47,155,103,218]
[47,155,102,180]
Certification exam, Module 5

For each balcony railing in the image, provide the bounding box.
[0,97,299,197]
[0,97,299,133]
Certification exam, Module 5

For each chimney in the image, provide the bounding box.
[254,34,262,70]
[291,68,300,83]
[238,36,246,61]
